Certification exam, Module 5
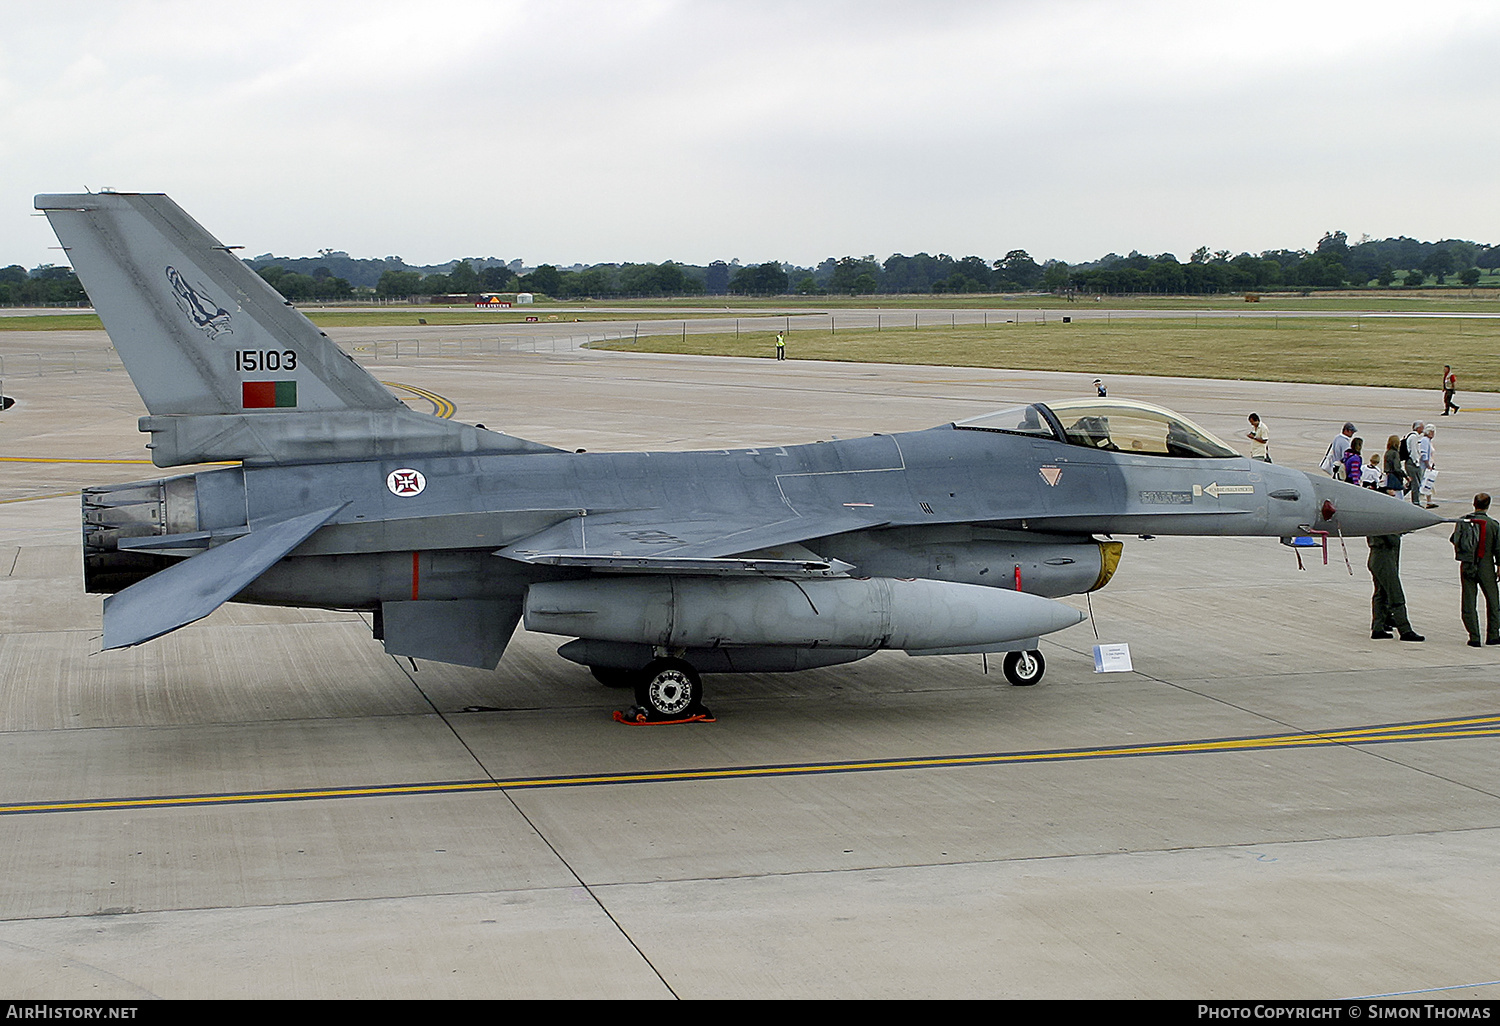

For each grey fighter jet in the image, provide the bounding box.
[37,192,1443,721]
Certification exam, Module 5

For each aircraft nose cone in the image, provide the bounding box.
[1306,474,1446,535]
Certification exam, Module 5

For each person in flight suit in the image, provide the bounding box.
[1368,533,1423,641]
[1453,493,1500,648]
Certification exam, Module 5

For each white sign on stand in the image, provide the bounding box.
[1093,643,1133,673]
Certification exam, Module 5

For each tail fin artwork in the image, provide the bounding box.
[36,192,556,465]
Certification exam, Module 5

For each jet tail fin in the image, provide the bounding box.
[37,192,400,418]
[36,192,557,465]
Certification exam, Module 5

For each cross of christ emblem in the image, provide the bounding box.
[386,469,426,496]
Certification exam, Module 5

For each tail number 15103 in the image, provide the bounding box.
[236,350,298,372]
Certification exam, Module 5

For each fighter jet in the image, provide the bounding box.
[37,192,1443,722]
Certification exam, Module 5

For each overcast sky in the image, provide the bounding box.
[3,0,1497,271]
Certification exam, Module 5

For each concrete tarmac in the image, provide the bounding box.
[2,332,1499,999]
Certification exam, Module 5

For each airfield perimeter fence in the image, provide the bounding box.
[0,348,125,379]
[346,329,651,361]
[0,330,637,380]
[341,315,1052,361]
[344,310,1095,363]
[0,314,1066,382]
[0,312,1271,393]
[0,328,660,397]
[15,309,1458,388]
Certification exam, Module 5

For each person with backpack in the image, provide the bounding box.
[1452,493,1500,648]
[1419,424,1439,508]
[1402,422,1425,504]
[1321,422,1357,479]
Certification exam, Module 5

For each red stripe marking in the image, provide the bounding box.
[411,551,420,600]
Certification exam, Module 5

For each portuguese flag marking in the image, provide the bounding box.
[243,380,297,409]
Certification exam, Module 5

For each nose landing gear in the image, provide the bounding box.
[1002,649,1045,686]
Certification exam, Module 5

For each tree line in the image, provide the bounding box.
[4,232,1498,306]
[0,264,86,305]
[363,235,1500,299]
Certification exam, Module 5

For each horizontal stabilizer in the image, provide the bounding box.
[140,409,560,467]
[101,505,343,650]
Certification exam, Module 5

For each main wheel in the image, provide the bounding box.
[1002,649,1045,687]
[589,665,636,689]
[634,658,703,719]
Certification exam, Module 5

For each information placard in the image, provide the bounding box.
[1093,643,1133,673]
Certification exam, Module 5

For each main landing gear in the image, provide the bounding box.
[596,647,1048,723]
[601,658,715,725]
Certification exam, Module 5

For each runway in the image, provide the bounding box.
[2,331,1499,999]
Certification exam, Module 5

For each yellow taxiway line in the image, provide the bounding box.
[382,381,456,420]
[4,714,1496,818]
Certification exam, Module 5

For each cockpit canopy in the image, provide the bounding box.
[955,398,1239,459]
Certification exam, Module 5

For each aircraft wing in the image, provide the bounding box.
[494,509,885,574]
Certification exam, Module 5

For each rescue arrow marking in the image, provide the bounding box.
[1194,482,1255,498]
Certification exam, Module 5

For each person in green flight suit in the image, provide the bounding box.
[1368,534,1423,641]
[1453,492,1500,648]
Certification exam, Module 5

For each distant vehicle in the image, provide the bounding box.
[37,192,1442,721]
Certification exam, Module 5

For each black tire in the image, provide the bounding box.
[633,658,703,718]
[589,665,636,689]
[1002,649,1045,687]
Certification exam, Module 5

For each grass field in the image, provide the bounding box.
[563,290,1500,313]
[0,312,105,330]
[592,316,1500,393]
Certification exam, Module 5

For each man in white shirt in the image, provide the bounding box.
[1419,425,1438,508]
[1245,413,1269,462]
[1403,421,1425,504]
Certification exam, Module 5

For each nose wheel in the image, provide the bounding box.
[1002,649,1045,687]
